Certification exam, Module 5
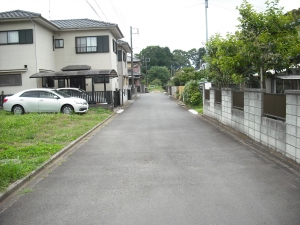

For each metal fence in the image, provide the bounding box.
[65,91,113,104]
[215,89,221,104]
[263,93,286,121]
[204,90,210,100]
[232,91,244,110]
[0,94,13,108]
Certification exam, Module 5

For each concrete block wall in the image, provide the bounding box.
[244,89,264,142]
[203,88,300,164]
[221,88,232,126]
[285,91,300,162]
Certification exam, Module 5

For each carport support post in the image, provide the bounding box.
[92,77,95,104]
[104,74,107,103]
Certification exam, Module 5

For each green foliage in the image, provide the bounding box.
[171,67,206,86]
[147,66,170,87]
[237,0,300,77]
[187,48,206,69]
[182,80,202,106]
[136,46,174,71]
[150,78,162,86]
[204,0,300,88]
[0,108,112,192]
[172,49,191,68]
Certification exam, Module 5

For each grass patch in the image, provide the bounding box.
[147,85,165,92]
[0,107,112,192]
[185,103,203,114]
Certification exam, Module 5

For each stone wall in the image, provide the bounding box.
[203,88,300,163]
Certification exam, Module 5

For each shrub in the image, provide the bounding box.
[183,80,202,106]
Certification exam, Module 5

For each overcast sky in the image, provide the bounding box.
[1,0,299,53]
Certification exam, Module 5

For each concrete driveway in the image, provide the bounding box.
[1,92,300,225]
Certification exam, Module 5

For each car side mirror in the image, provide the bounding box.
[54,95,59,99]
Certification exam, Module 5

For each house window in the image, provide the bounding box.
[58,79,65,88]
[94,76,109,83]
[55,39,64,48]
[42,77,54,88]
[75,36,109,53]
[0,29,33,45]
[118,50,122,61]
[123,52,126,63]
[113,39,117,54]
[0,74,22,86]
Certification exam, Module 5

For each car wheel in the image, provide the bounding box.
[12,105,24,115]
[62,105,74,114]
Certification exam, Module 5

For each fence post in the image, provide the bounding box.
[221,88,232,126]
[244,88,265,142]
[209,88,215,119]
[285,90,300,163]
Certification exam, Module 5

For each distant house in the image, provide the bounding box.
[127,56,143,92]
[117,39,131,104]
[0,10,132,105]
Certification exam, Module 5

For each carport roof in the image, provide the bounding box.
[30,69,118,79]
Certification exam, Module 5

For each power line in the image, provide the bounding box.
[94,0,109,22]
[85,0,102,20]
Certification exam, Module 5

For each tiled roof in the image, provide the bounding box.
[117,40,128,45]
[0,10,41,19]
[50,19,116,29]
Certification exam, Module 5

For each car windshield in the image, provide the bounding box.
[52,90,70,98]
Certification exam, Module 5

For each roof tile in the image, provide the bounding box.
[0,10,41,19]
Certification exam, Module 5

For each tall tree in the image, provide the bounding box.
[172,49,190,69]
[187,47,206,69]
[237,0,299,87]
[136,46,174,72]
[147,66,170,87]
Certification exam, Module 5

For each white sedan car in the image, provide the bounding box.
[3,88,89,115]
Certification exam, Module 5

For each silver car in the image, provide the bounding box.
[3,88,89,115]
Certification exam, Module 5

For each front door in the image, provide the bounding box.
[70,77,86,90]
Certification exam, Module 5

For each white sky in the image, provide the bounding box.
[1,0,299,53]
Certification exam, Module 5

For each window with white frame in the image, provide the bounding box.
[55,39,64,48]
[0,30,33,45]
[75,35,109,53]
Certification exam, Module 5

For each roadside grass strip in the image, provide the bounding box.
[0,107,113,192]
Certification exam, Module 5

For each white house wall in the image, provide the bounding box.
[1,20,124,94]
[53,30,119,91]
[0,21,38,94]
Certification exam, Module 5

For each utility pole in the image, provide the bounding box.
[130,26,139,95]
[144,56,150,87]
[205,0,208,43]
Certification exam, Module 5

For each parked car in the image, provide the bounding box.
[56,88,107,103]
[3,88,89,115]
[56,88,87,98]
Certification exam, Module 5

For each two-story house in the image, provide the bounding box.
[0,10,132,105]
[127,56,144,93]
[117,39,131,104]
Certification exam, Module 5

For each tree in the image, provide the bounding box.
[187,47,206,69]
[172,49,191,69]
[203,34,234,88]
[136,46,174,72]
[171,67,205,86]
[237,0,300,87]
[147,66,170,87]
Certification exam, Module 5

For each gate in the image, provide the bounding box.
[114,90,120,107]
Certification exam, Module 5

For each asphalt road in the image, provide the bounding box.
[1,92,300,225]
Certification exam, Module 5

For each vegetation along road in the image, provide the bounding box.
[1,92,300,225]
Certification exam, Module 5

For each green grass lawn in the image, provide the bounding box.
[0,107,112,192]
